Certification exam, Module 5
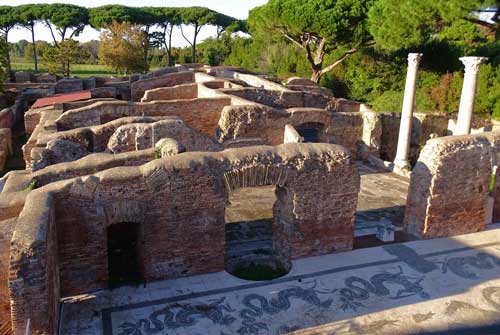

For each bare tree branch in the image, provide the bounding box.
[275,26,304,49]
[45,21,59,46]
[319,42,375,76]
[179,25,193,46]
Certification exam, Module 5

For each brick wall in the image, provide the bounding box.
[130,72,195,102]
[220,88,332,109]
[141,83,198,102]
[405,132,495,238]
[218,105,364,158]
[107,119,222,153]
[379,112,449,163]
[55,98,232,137]
[9,191,59,335]
[9,144,359,332]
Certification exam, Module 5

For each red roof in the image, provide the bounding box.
[32,90,92,108]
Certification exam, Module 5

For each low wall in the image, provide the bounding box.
[405,132,497,238]
[220,88,332,110]
[55,98,232,136]
[131,71,195,102]
[233,73,288,91]
[141,83,198,102]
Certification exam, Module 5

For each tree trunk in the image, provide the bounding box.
[4,33,11,79]
[143,27,150,65]
[310,69,323,83]
[192,24,199,63]
[167,25,173,66]
[30,23,38,72]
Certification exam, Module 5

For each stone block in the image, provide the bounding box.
[35,73,57,83]
[91,87,117,99]
[55,78,83,94]
[285,77,319,87]
[15,71,34,83]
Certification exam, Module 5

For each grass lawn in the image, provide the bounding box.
[11,61,120,78]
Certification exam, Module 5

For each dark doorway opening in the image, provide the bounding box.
[107,222,142,288]
[296,123,324,143]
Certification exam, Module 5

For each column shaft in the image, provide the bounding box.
[456,57,487,135]
[394,53,423,169]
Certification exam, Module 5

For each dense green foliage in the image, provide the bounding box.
[246,0,375,82]
[224,0,500,119]
[369,0,499,50]
[41,39,87,77]
[40,4,89,43]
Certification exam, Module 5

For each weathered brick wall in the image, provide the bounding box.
[220,88,332,110]
[0,107,14,129]
[141,83,198,102]
[107,119,222,153]
[0,149,155,199]
[487,133,500,223]
[9,191,59,335]
[329,113,364,156]
[59,98,118,112]
[24,106,54,135]
[405,132,495,238]
[0,193,26,222]
[0,218,15,323]
[130,71,195,101]
[55,78,83,94]
[10,144,358,309]
[218,105,364,158]
[233,73,288,91]
[55,98,232,136]
[379,112,449,162]
[361,111,382,158]
[218,105,331,145]
[37,116,169,154]
[379,113,402,161]
[0,128,11,171]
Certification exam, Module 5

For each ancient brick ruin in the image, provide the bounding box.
[0,64,498,334]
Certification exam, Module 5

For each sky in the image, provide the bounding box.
[0,0,268,47]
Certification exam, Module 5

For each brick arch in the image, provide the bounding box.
[223,165,288,191]
[103,200,145,227]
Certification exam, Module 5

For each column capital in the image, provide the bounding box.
[407,53,423,68]
[460,56,488,75]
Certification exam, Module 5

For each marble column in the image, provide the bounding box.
[394,53,423,170]
[455,56,488,135]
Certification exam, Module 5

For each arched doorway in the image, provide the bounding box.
[107,222,142,288]
[223,166,292,281]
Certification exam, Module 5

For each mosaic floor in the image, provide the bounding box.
[60,227,500,335]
